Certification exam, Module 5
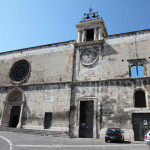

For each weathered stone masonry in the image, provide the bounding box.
[70,78,150,140]
[0,15,150,141]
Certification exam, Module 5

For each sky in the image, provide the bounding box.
[0,0,150,52]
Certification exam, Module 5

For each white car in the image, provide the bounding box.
[145,130,150,146]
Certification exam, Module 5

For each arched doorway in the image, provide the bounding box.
[132,89,149,141]
[9,106,21,127]
[1,88,25,128]
[134,90,146,107]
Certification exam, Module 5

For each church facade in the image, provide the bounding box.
[0,9,150,141]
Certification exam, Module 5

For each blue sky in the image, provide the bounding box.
[0,0,150,52]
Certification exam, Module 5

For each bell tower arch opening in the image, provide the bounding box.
[86,29,94,41]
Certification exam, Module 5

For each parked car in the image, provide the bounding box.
[105,128,124,143]
[145,130,150,146]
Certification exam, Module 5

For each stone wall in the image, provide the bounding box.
[0,29,150,141]
[70,78,150,140]
[0,41,75,86]
[74,30,150,81]
[0,83,71,131]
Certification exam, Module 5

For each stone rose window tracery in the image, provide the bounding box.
[10,60,30,82]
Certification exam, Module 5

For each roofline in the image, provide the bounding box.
[0,40,76,56]
[107,29,150,38]
[0,29,149,56]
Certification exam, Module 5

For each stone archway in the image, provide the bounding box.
[1,88,25,128]
[133,88,149,108]
[134,90,146,107]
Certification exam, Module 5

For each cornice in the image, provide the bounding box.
[0,40,76,56]
[76,18,103,28]
[106,29,150,39]
[0,77,150,89]
[74,40,104,48]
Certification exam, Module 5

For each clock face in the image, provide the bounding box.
[80,49,98,65]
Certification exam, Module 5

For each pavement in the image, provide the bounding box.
[0,130,149,150]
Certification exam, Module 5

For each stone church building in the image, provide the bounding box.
[0,9,150,141]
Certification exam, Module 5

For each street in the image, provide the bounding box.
[0,131,149,150]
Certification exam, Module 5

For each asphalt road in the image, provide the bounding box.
[0,135,10,150]
[0,131,149,150]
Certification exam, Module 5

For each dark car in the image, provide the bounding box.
[105,128,124,143]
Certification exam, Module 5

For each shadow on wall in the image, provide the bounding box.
[21,102,31,127]
[100,42,119,71]
[78,43,119,70]
[102,42,119,57]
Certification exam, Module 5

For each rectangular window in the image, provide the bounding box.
[130,65,144,78]
[131,66,137,78]
[138,65,144,77]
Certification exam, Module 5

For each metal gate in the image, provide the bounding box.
[132,113,150,141]
[79,100,94,138]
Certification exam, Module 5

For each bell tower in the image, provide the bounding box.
[76,7,108,43]
[70,8,108,139]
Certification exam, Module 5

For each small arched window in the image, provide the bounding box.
[134,90,146,107]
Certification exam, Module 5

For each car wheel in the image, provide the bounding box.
[105,139,108,142]
[122,138,124,143]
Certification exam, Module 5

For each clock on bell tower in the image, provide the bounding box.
[74,7,108,68]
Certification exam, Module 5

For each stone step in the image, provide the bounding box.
[0,127,70,138]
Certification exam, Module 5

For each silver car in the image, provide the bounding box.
[145,130,150,146]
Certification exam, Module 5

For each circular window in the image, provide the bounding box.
[10,60,30,82]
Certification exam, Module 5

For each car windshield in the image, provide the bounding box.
[107,128,121,133]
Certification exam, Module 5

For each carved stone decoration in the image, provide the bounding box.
[10,59,30,83]
[1,87,25,128]
[80,49,98,66]
[8,90,22,102]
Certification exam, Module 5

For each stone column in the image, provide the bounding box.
[17,102,24,128]
[82,30,86,42]
[98,27,103,40]
[94,28,97,41]
[146,93,149,108]
[1,101,11,127]
[78,30,82,43]
[0,101,5,126]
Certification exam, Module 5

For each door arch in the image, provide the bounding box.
[1,88,25,128]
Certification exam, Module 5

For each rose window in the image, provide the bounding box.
[10,60,30,82]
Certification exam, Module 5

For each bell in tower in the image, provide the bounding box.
[76,7,108,43]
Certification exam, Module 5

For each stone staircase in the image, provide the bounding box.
[0,127,70,138]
